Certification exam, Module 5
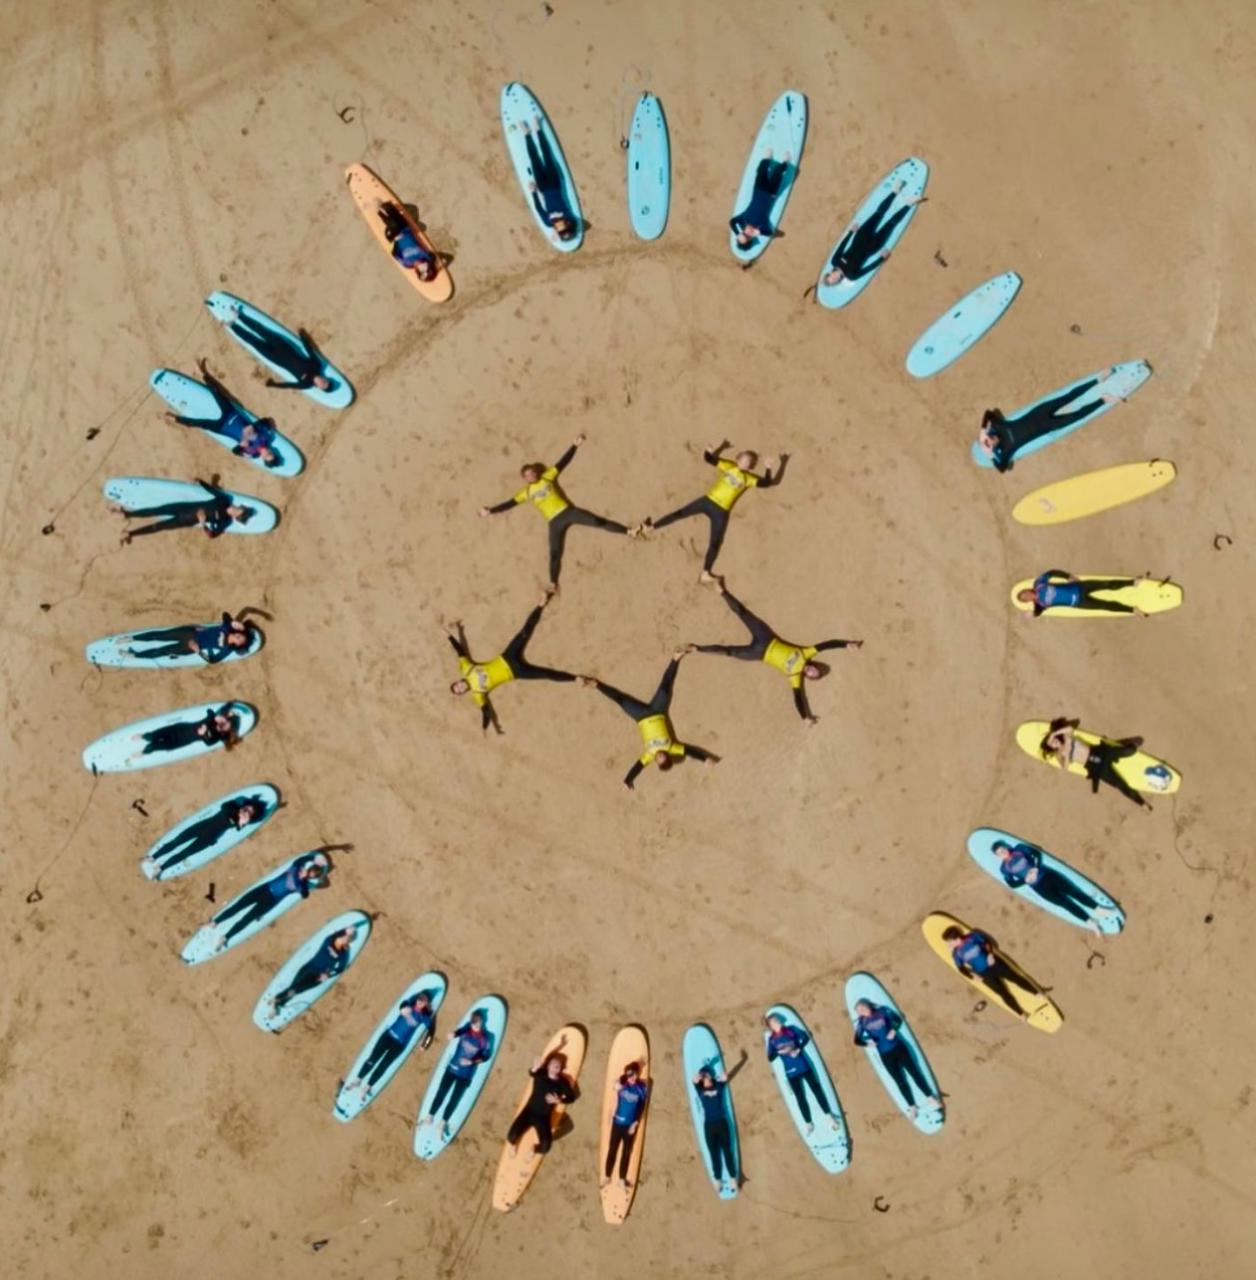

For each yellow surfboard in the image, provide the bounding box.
[345,163,454,303]
[492,1025,585,1213]
[1012,460,1176,526]
[922,911,1062,1033]
[1015,720,1182,794]
[598,1026,650,1225]
[1010,574,1183,618]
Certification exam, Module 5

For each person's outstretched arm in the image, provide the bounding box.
[702,440,728,467]
[757,455,784,487]
[792,686,813,722]
[553,433,584,474]
[264,374,307,390]
[681,743,718,764]
[446,626,470,660]
[813,638,860,653]
[623,760,645,790]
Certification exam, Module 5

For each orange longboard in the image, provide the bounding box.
[345,163,453,303]
[598,1025,651,1225]
[492,1025,585,1212]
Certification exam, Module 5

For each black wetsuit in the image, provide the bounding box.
[150,797,261,873]
[525,129,574,232]
[273,936,351,1012]
[1083,738,1148,807]
[140,707,234,756]
[124,480,238,539]
[505,1068,576,1154]
[730,158,789,241]
[213,855,322,945]
[694,1079,737,1182]
[130,614,241,663]
[829,190,912,280]
[229,313,326,392]
[984,378,1105,472]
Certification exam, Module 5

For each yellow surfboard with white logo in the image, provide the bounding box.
[1010,575,1183,617]
[1012,460,1175,525]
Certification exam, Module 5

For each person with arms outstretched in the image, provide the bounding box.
[1017,571,1142,617]
[978,371,1122,472]
[505,1035,576,1157]
[941,926,1040,1021]
[822,181,925,286]
[730,152,792,251]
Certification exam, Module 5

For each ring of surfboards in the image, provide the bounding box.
[87,619,265,670]
[82,700,257,774]
[149,368,305,476]
[345,163,453,302]
[598,1025,650,1224]
[843,973,945,1134]
[205,291,355,408]
[252,909,371,1032]
[492,1024,586,1212]
[141,784,279,880]
[627,92,670,241]
[971,360,1152,467]
[1010,574,1182,618]
[1014,720,1181,794]
[682,1022,740,1199]
[1012,459,1176,524]
[729,90,808,264]
[763,1002,850,1172]
[816,157,928,308]
[104,476,278,535]
[921,912,1063,1033]
[501,82,583,253]
[967,828,1125,935]
[906,271,1021,378]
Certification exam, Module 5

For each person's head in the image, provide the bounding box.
[1015,587,1036,605]
[305,851,333,881]
[225,628,250,649]
[313,373,333,393]
[696,1067,714,1088]
[734,449,758,472]
[213,711,234,733]
[261,447,280,468]
[470,1009,486,1032]
[822,268,844,286]
[620,1061,641,1086]
[554,216,576,241]
[992,840,1012,863]
[736,224,760,247]
[335,926,357,950]
[450,678,470,697]
[854,999,873,1018]
[417,258,437,281]
[765,1013,784,1034]
[803,660,829,682]
[544,1052,567,1078]
[941,925,964,949]
[520,462,545,485]
[652,750,673,770]
[413,990,432,1012]
[238,800,259,824]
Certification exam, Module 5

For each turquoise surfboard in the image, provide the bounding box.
[729,91,808,264]
[682,1023,740,1199]
[150,368,304,477]
[627,92,670,241]
[763,1003,850,1173]
[252,910,372,1032]
[82,701,257,775]
[816,157,929,309]
[906,271,1022,378]
[414,994,508,1159]
[334,972,448,1122]
[501,83,583,253]
[970,360,1152,468]
[104,476,278,535]
[86,619,264,670]
[141,784,279,881]
[844,973,945,1135]
[967,827,1126,934]
[205,291,354,409]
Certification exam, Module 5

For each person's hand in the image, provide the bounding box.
[558,1033,568,1047]
[478,506,491,518]
[704,755,719,767]
[1027,867,1041,884]
[852,640,864,649]
[624,781,635,793]
[628,1121,638,1135]
[528,180,537,192]
[886,1029,897,1040]
[545,1092,560,1105]
[672,647,688,661]
[572,432,586,447]
[805,715,819,728]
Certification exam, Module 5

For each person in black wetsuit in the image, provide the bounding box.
[225,307,335,394]
[730,152,793,250]
[1040,718,1151,809]
[521,120,577,242]
[505,1035,577,1157]
[165,359,281,467]
[692,1065,738,1195]
[992,839,1119,935]
[209,851,333,952]
[127,612,257,663]
[142,793,269,878]
[377,202,439,281]
[138,705,240,757]
[977,369,1121,472]
[114,478,252,543]
[822,181,925,286]
[343,991,437,1105]
[269,924,358,1018]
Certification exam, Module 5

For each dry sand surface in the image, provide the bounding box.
[4,0,1256,1276]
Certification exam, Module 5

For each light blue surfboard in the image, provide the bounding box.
[104,476,278,535]
[335,972,448,1122]
[205,291,354,409]
[86,619,264,670]
[906,270,1022,378]
[967,827,1126,934]
[763,1003,850,1173]
[150,368,304,477]
[682,1023,740,1200]
[627,92,670,241]
[414,994,508,1160]
[82,701,257,775]
[816,158,929,309]
[501,83,583,253]
[844,973,945,1135]
[141,784,280,881]
[729,91,808,264]
[253,909,372,1032]
[970,361,1152,468]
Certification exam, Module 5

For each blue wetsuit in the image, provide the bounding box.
[951,930,1038,1014]
[767,1024,831,1124]
[999,843,1104,923]
[605,1079,650,1180]
[854,1003,935,1109]
[694,1078,737,1182]
[429,1023,493,1122]
[730,158,789,243]
[354,1001,435,1090]
[1031,571,1136,616]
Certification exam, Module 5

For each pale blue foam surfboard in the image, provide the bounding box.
[253,909,372,1032]
[86,619,264,670]
[763,1003,850,1173]
[906,271,1022,378]
[141,784,280,881]
[82,701,257,775]
[682,1023,740,1200]
[150,368,304,477]
[816,157,929,309]
[970,361,1152,468]
[334,971,448,1122]
[729,91,808,264]
[844,973,945,1135]
[104,476,278,535]
[414,994,508,1160]
[627,92,670,241]
[501,82,583,253]
[205,291,354,409]
[967,827,1126,934]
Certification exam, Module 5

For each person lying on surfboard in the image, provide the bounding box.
[342,990,437,1104]
[992,840,1120,936]
[583,649,718,791]
[113,478,253,543]
[730,153,791,249]
[764,1012,840,1136]
[419,1009,495,1142]
[977,370,1121,472]
[127,612,257,663]
[1040,718,1150,809]
[602,1061,650,1191]
[268,924,357,1018]
[163,359,280,466]
[225,306,335,394]
[506,1035,576,1157]
[692,1066,738,1195]
[851,1000,942,1118]
[376,201,439,281]
[142,793,268,878]
[447,594,579,735]
[1017,571,1143,617]
[520,119,578,242]
[137,705,240,757]
[642,441,780,584]
[941,926,1039,1021]
[687,580,861,724]
[822,181,925,285]
[209,851,333,954]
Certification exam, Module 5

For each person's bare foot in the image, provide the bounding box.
[575,675,594,689]
[545,582,559,598]
[599,1176,610,1189]
[538,592,551,609]
[680,643,696,655]
[699,570,719,586]
[805,716,820,728]
[672,647,689,661]
[627,522,645,538]
[120,532,132,546]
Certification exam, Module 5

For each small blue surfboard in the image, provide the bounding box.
[844,973,945,1135]
[82,701,257,775]
[682,1023,740,1200]
[253,910,372,1032]
[627,92,670,241]
[104,476,278,535]
[501,83,583,253]
[729,91,808,264]
[86,619,264,670]
[141,784,279,881]
[906,271,1022,378]
[763,1003,850,1173]
[967,827,1126,934]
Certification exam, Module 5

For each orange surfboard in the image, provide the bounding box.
[598,1025,651,1225]
[345,163,453,303]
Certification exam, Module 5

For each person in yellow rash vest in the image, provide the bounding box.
[584,649,718,790]
[447,594,577,734]
[689,581,862,724]
[642,439,781,584]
